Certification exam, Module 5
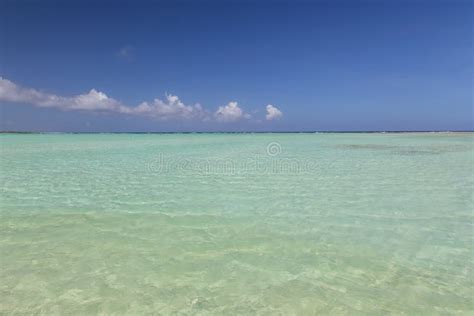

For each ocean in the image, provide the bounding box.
[0,133,472,314]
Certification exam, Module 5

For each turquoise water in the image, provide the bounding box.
[0,133,473,314]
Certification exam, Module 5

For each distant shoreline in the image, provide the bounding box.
[1,131,473,134]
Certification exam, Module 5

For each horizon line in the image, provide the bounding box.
[1,130,473,134]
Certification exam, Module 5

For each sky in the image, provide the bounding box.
[0,0,472,132]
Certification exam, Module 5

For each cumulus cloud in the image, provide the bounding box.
[130,94,208,120]
[0,77,123,111]
[0,77,206,120]
[214,101,250,122]
[0,77,280,123]
[265,104,283,121]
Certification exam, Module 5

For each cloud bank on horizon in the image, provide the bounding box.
[0,77,283,123]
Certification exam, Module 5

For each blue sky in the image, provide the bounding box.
[0,0,472,132]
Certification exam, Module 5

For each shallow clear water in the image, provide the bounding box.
[0,133,473,314]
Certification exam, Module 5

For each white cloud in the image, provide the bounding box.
[0,77,280,123]
[214,101,250,122]
[0,77,123,111]
[130,94,209,120]
[265,104,283,121]
[0,77,205,120]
